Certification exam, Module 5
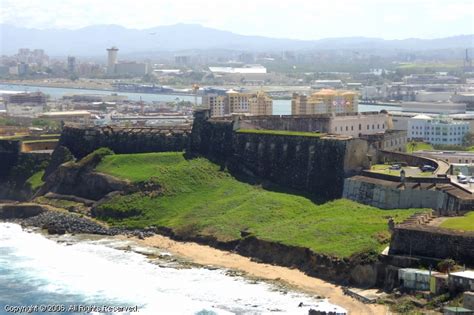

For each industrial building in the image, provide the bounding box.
[4,92,46,117]
[401,102,466,115]
[291,90,358,115]
[38,111,92,124]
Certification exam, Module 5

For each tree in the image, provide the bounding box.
[463,132,474,147]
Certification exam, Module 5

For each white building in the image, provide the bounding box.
[408,114,470,145]
[106,47,118,75]
[329,112,389,137]
[208,65,267,74]
[415,91,453,102]
[401,102,466,115]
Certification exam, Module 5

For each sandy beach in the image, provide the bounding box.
[126,234,388,315]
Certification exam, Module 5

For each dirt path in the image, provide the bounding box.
[126,234,388,315]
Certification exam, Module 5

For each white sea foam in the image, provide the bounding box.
[0,223,337,314]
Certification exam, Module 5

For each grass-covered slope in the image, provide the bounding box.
[440,212,474,232]
[95,152,427,257]
[26,170,45,191]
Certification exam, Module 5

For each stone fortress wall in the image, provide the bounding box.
[59,124,191,159]
[190,110,372,199]
[390,223,474,266]
[0,140,21,178]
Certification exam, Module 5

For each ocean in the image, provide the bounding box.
[0,222,339,315]
[0,83,400,115]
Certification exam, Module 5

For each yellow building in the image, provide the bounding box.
[203,90,273,117]
[249,90,273,116]
[202,94,226,117]
[292,89,358,115]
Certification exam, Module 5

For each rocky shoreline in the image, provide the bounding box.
[2,206,157,239]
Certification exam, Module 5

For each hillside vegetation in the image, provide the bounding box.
[95,152,427,257]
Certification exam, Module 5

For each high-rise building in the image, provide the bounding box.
[203,94,226,117]
[292,90,358,115]
[249,91,273,116]
[202,90,273,117]
[106,47,119,75]
[67,56,76,74]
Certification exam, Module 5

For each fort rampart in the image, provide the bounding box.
[190,110,371,199]
[389,225,474,266]
[59,124,191,159]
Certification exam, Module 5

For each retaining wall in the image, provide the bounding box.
[389,225,474,266]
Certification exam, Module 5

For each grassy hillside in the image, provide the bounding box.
[26,170,45,191]
[440,212,474,232]
[95,152,427,257]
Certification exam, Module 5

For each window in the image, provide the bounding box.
[367,125,369,130]
[351,126,354,131]
[382,124,385,129]
[359,124,361,130]
[377,124,380,129]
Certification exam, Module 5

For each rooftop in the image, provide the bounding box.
[40,111,91,117]
[450,270,474,279]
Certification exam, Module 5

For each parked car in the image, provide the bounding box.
[468,177,474,183]
[420,165,436,172]
[389,164,401,170]
[457,174,467,180]
[459,176,469,184]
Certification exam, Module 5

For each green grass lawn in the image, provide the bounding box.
[95,152,427,258]
[26,170,45,191]
[369,164,434,177]
[237,129,323,137]
[22,139,59,144]
[406,142,434,153]
[370,164,401,176]
[440,212,474,232]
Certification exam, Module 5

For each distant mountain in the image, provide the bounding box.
[0,23,473,57]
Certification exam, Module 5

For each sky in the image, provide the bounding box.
[1,0,473,40]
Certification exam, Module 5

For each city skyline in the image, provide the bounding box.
[1,0,473,40]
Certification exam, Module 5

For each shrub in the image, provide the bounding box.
[77,147,114,168]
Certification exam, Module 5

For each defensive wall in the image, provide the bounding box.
[190,110,372,199]
[59,124,191,159]
[343,176,474,214]
[0,140,21,179]
[343,148,474,213]
[21,140,58,152]
[0,138,51,199]
[237,111,387,134]
[389,224,474,266]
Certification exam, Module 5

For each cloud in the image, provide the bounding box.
[0,0,473,39]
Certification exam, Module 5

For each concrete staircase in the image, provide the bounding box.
[399,211,436,226]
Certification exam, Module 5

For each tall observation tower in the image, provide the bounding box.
[106,47,119,75]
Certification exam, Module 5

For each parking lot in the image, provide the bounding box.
[451,174,474,192]
[369,164,435,177]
